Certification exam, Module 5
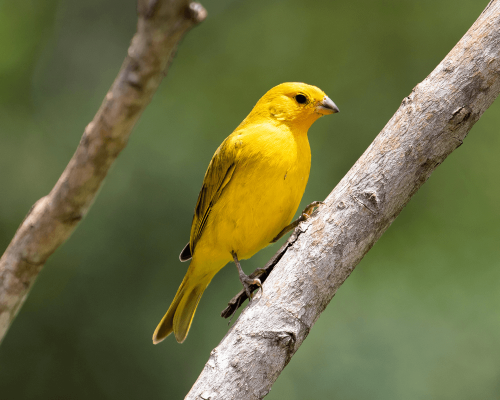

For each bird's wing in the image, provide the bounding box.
[189,136,240,255]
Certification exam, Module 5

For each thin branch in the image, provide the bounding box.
[187,1,500,398]
[0,0,206,344]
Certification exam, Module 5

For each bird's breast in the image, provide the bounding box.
[202,130,311,260]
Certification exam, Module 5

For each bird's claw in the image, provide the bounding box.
[302,201,324,216]
[241,276,262,301]
[298,213,309,223]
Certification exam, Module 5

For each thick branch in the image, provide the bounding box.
[0,0,206,343]
[187,2,500,399]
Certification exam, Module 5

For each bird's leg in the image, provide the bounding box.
[231,251,262,301]
[271,201,324,243]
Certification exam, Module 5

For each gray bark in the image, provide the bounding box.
[186,1,500,399]
[0,0,206,344]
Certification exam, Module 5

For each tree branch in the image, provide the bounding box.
[187,2,500,398]
[0,0,206,344]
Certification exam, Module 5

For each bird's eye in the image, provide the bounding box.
[295,94,307,104]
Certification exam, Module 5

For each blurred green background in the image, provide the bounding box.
[1,0,499,398]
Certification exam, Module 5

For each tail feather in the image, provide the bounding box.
[173,284,205,343]
[152,279,186,344]
[152,264,212,344]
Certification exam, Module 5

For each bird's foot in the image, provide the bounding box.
[240,275,262,301]
[302,200,324,217]
[232,251,262,301]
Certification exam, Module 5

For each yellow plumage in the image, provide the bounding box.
[153,82,338,344]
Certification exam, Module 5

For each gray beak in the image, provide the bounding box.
[316,96,340,115]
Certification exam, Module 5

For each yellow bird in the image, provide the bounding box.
[153,82,339,344]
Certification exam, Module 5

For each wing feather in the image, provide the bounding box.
[188,136,240,255]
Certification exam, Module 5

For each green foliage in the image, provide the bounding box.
[0,0,498,398]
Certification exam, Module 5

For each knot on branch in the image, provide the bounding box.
[276,331,298,366]
[350,189,380,215]
[361,190,379,209]
[200,391,215,400]
[400,87,417,107]
[449,106,472,130]
[139,0,207,24]
[276,331,296,349]
[244,330,297,364]
[187,2,207,23]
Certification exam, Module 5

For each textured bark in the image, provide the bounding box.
[0,0,206,344]
[187,2,500,399]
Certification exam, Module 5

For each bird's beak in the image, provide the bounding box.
[316,96,339,115]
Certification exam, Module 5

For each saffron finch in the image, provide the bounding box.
[153,82,339,344]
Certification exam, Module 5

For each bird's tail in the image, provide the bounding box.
[152,259,214,344]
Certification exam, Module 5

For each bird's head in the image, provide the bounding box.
[246,82,339,131]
